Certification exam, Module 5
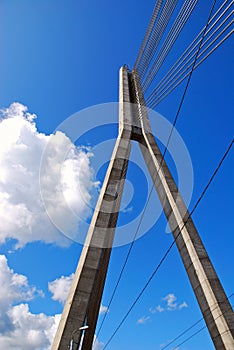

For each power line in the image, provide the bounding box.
[170,303,234,350]
[161,293,234,350]
[102,138,233,349]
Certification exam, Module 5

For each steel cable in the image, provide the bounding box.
[134,0,163,71]
[170,302,234,350]
[147,8,233,107]
[142,0,199,93]
[150,0,233,97]
[147,19,233,108]
[147,28,233,108]
[137,0,175,75]
[146,0,234,108]
[160,293,234,350]
[138,0,178,79]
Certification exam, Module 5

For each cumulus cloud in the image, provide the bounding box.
[137,316,150,325]
[0,102,97,248]
[0,254,43,332]
[1,304,61,350]
[0,254,60,350]
[0,251,105,350]
[150,293,188,314]
[48,273,74,304]
[0,255,38,302]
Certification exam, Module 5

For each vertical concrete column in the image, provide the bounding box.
[119,65,132,133]
[139,134,234,349]
[131,70,234,350]
[51,67,133,350]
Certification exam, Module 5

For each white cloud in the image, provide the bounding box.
[48,273,74,304]
[149,305,165,314]
[0,254,60,350]
[1,304,61,350]
[156,305,164,313]
[150,293,188,314]
[0,254,104,350]
[93,335,104,350]
[99,304,109,314]
[0,255,43,322]
[0,102,97,248]
[178,301,188,310]
[163,293,188,311]
[163,293,177,310]
[137,316,150,324]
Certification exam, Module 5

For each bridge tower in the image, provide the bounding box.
[51,66,234,350]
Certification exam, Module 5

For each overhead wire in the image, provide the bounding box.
[97,0,219,345]
[146,0,234,108]
[142,0,199,93]
[102,138,233,349]
[160,292,234,350]
[170,302,234,350]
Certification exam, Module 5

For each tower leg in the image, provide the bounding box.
[139,133,234,349]
[81,248,111,349]
[51,132,132,350]
[130,67,234,349]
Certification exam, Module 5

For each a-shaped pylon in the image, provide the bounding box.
[51,66,234,350]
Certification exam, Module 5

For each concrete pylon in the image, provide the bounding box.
[51,66,234,350]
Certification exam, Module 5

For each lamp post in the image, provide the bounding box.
[69,326,89,350]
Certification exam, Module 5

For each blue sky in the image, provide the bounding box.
[0,1,233,349]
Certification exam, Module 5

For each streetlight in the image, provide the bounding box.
[69,325,89,350]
